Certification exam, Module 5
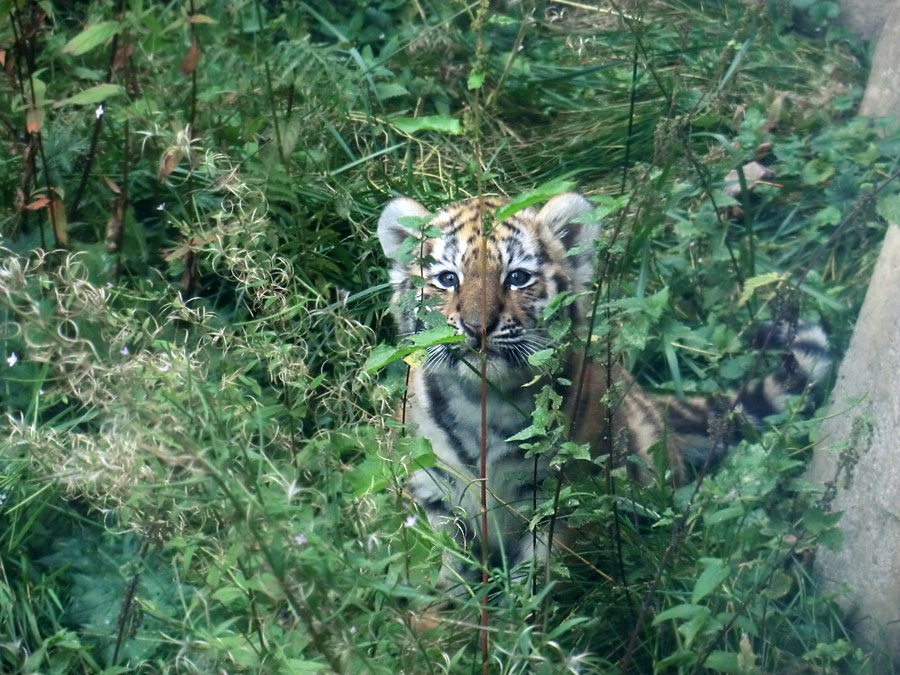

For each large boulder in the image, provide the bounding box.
[838,0,897,39]
[858,1,900,117]
[806,224,900,667]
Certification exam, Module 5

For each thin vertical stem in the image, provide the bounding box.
[472,2,490,670]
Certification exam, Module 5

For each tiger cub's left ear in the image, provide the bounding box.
[378,197,431,260]
[538,192,599,286]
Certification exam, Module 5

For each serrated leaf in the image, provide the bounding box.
[692,558,730,604]
[876,193,900,224]
[53,83,123,108]
[494,179,578,222]
[527,348,555,366]
[392,115,462,135]
[61,21,120,56]
[375,82,409,101]
[408,324,460,347]
[364,328,463,373]
[506,424,541,442]
[739,272,785,306]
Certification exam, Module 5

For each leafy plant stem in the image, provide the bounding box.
[12,6,55,247]
[111,538,149,666]
[68,0,126,222]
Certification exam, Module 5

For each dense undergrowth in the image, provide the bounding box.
[1,0,899,672]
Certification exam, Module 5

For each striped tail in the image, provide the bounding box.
[737,321,832,427]
[669,321,831,471]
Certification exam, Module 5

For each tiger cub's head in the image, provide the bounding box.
[378,192,598,388]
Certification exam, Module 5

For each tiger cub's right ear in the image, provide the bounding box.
[377,197,430,260]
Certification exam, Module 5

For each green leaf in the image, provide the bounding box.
[704,505,744,525]
[392,115,462,135]
[363,343,399,373]
[53,84,124,108]
[876,193,900,224]
[61,22,121,56]
[550,441,591,466]
[348,437,435,497]
[527,348,555,366]
[467,71,485,90]
[800,158,834,185]
[364,327,464,373]
[408,324,460,347]
[494,179,578,222]
[506,424,542,442]
[692,558,730,604]
[284,661,330,673]
[375,82,409,101]
[813,204,841,226]
[653,603,706,625]
[739,272,786,306]
[704,651,740,673]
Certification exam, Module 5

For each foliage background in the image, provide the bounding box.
[1,0,898,672]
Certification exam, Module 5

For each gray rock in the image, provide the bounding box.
[806,223,900,669]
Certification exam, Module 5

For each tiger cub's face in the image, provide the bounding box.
[378,192,599,389]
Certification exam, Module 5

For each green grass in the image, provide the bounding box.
[0,0,897,672]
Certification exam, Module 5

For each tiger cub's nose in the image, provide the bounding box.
[460,318,499,346]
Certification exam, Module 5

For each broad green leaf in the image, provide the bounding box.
[692,558,730,604]
[876,193,900,224]
[739,272,786,306]
[348,437,435,497]
[467,71,485,90]
[813,204,841,226]
[61,22,121,56]
[800,158,834,185]
[527,348,555,366]
[408,324,459,347]
[653,603,706,625]
[364,327,463,373]
[53,84,124,108]
[654,650,696,672]
[506,424,542,442]
[703,651,740,673]
[363,343,398,373]
[392,115,462,135]
[284,661,329,673]
[550,441,591,466]
[494,179,578,222]
[704,505,744,525]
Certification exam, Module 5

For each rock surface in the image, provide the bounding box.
[858,1,900,117]
[806,224,900,668]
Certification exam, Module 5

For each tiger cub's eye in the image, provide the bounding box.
[506,269,533,288]
[435,271,459,289]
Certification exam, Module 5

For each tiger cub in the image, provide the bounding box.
[377,191,830,592]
